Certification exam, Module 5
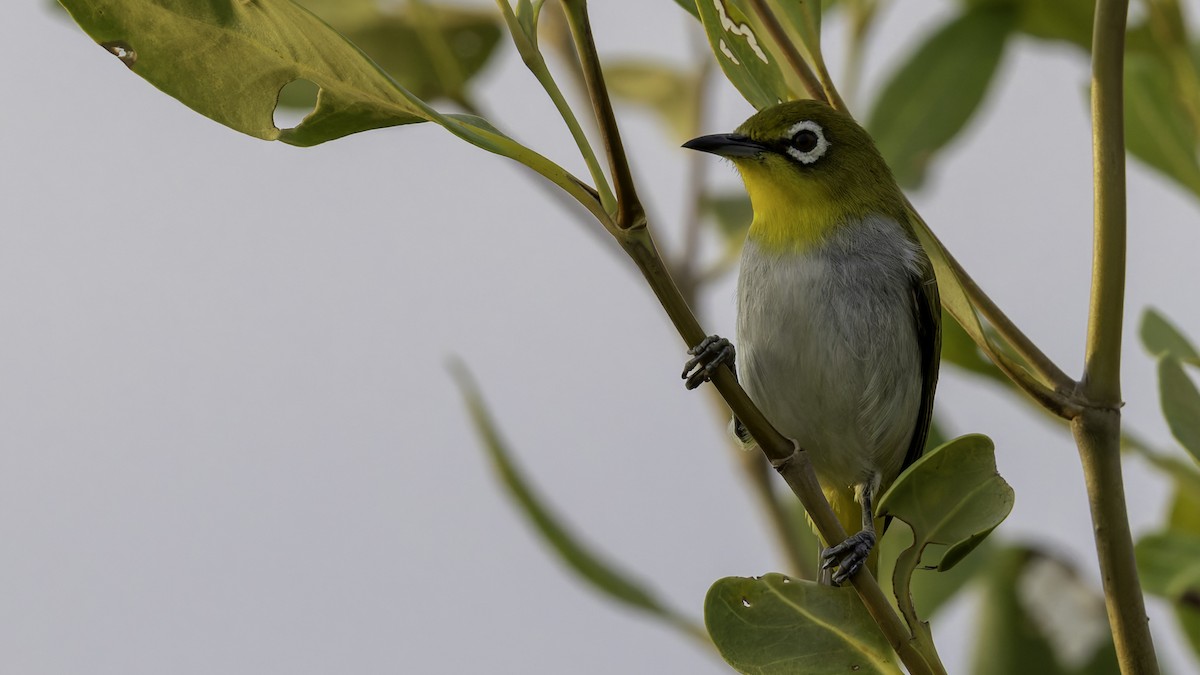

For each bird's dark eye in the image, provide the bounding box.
[793,129,819,153]
[784,121,829,164]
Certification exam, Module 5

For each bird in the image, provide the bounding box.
[680,99,941,585]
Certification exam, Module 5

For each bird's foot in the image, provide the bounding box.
[821,530,876,586]
[682,335,735,390]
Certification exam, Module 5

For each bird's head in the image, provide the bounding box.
[684,100,904,251]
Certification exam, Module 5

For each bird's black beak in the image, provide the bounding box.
[682,133,768,158]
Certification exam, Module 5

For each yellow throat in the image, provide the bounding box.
[736,159,855,254]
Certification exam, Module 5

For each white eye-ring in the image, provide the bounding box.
[785,120,829,164]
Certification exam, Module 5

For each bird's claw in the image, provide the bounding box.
[821,530,876,586]
[682,335,735,390]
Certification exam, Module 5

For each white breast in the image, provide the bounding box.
[736,215,925,493]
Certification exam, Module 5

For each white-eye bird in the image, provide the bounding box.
[681,100,941,584]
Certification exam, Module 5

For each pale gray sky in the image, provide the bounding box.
[3,1,1199,673]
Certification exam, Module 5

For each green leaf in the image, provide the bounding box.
[1136,531,1200,663]
[1126,54,1200,200]
[971,547,1117,675]
[876,518,995,620]
[58,0,426,145]
[877,434,1012,664]
[1141,308,1200,365]
[878,434,1014,572]
[694,0,795,109]
[1012,0,1093,49]
[868,6,1016,188]
[335,4,503,103]
[1136,531,1200,600]
[450,362,703,637]
[909,535,993,618]
[58,0,599,213]
[604,60,699,141]
[1159,356,1200,464]
[705,574,899,674]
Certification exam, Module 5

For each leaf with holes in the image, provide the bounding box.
[868,5,1015,188]
[57,0,598,213]
[1159,357,1200,465]
[1141,308,1200,365]
[58,0,426,145]
[705,574,899,674]
[694,0,794,109]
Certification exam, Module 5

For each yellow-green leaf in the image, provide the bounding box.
[705,574,899,674]
[605,60,699,141]
[58,0,426,145]
[868,6,1016,188]
[694,0,794,109]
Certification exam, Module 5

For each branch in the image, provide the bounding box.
[1075,0,1160,672]
[560,0,643,229]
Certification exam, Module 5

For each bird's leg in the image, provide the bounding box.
[821,481,878,586]
[681,335,735,390]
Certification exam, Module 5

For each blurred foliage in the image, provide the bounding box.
[867,5,1015,188]
[450,362,707,643]
[290,0,503,106]
[604,60,700,142]
[971,547,1119,675]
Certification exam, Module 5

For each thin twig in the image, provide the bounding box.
[560,0,644,230]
